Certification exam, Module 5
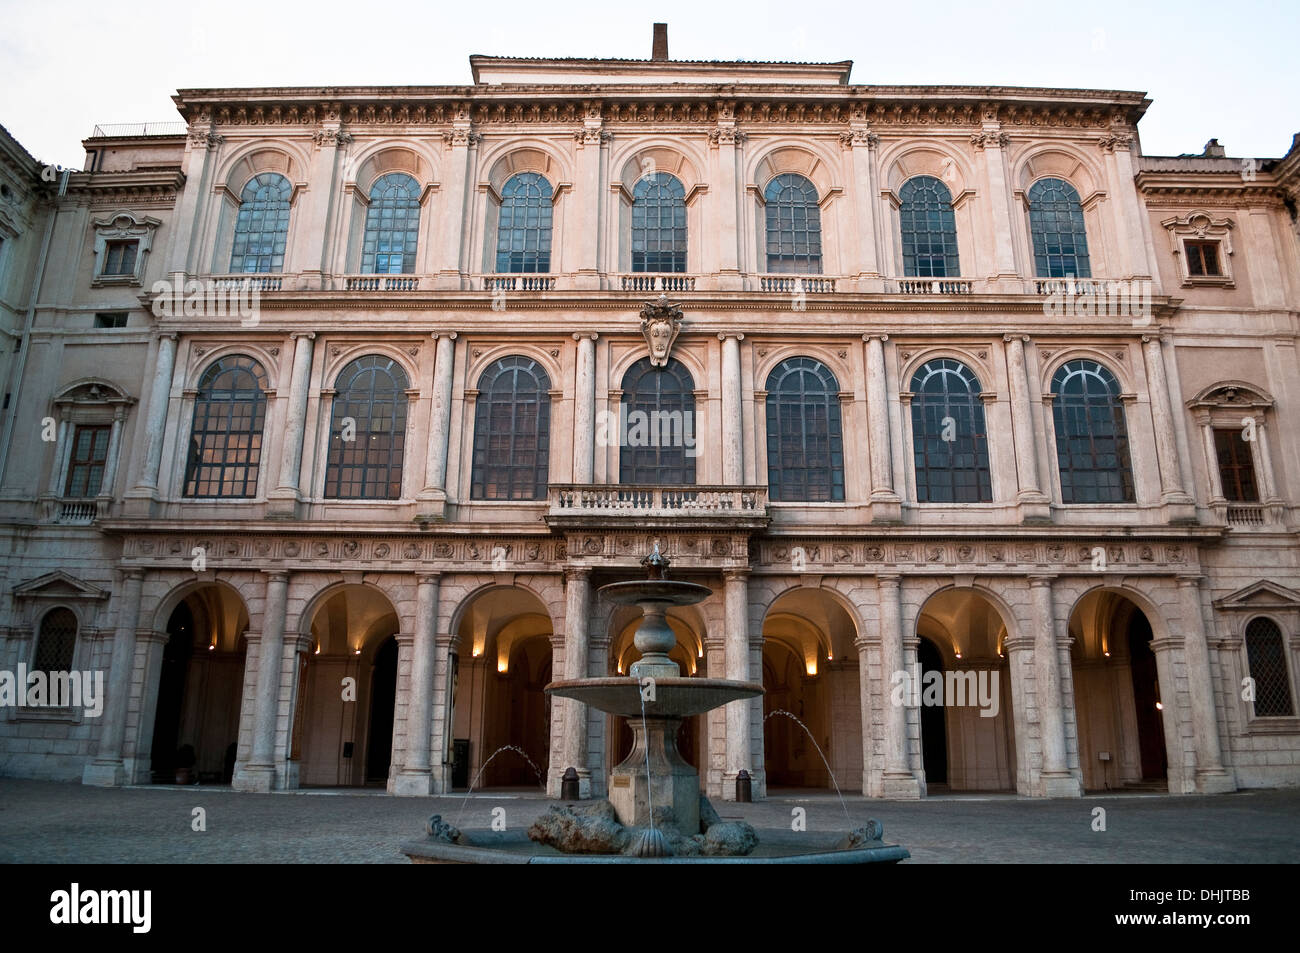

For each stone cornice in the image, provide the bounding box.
[172,85,1148,132]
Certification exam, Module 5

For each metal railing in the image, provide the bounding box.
[89,122,188,138]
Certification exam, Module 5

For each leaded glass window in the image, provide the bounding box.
[764,174,822,274]
[1051,359,1134,503]
[899,176,960,278]
[229,173,292,273]
[471,356,551,499]
[765,357,844,501]
[910,359,990,502]
[1245,617,1294,717]
[34,608,77,674]
[362,173,421,274]
[619,357,695,484]
[1028,178,1091,278]
[184,355,268,498]
[324,356,409,499]
[632,173,687,273]
[64,425,111,498]
[495,173,553,273]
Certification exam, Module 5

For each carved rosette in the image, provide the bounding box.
[639,294,684,367]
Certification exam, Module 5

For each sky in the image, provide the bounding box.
[1,0,1296,168]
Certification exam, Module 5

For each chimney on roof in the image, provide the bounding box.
[1203,138,1226,157]
[652,23,669,61]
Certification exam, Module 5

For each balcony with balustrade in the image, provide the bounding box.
[546,483,769,530]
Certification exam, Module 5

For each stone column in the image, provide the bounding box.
[1253,418,1281,502]
[1003,334,1051,516]
[82,569,145,786]
[394,574,440,795]
[854,634,875,796]
[572,333,597,484]
[435,119,475,288]
[863,334,898,504]
[972,129,1019,280]
[1142,334,1193,508]
[1001,634,1036,795]
[296,127,350,286]
[1178,576,1236,793]
[722,569,752,798]
[1196,415,1226,504]
[562,567,592,795]
[719,332,744,484]
[270,332,315,513]
[710,109,744,290]
[429,632,456,794]
[1100,135,1152,280]
[1029,575,1081,796]
[573,117,606,289]
[133,333,178,494]
[842,123,881,285]
[877,574,920,797]
[235,571,289,792]
[97,406,129,502]
[419,332,457,511]
[46,411,72,496]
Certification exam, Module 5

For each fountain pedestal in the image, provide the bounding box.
[609,715,699,833]
[547,675,762,835]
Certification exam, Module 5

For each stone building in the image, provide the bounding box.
[1,28,1298,801]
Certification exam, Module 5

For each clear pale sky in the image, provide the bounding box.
[1,0,1295,168]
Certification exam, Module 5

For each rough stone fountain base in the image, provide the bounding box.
[400,799,910,865]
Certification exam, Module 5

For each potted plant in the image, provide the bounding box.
[174,744,197,785]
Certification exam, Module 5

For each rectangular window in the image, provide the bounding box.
[101,240,138,276]
[1214,427,1259,502]
[1185,240,1222,277]
[94,312,128,328]
[64,425,112,497]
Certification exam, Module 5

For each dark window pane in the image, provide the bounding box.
[763,174,822,274]
[1028,178,1091,279]
[899,176,960,278]
[183,356,269,499]
[1050,359,1134,503]
[1246,618,1294,716]
[765,357,844,501]
[229,173,292,273]
[470,356,551,499]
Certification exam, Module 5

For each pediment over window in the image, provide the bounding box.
[53,378,135,407]
[1213,580,1300,612]
[1187,380,1274,411]
[11,571,108,602]
[90,210,162,237]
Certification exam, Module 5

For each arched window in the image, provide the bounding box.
[229,173,291,273]
[910,359,991,502]
[184,355,269,498]
[362,173,421,274]
[765,357,844,501]
[471,356,551,499]
[495,173,553,273]
[632,173,687,273]
[325,356,409,499]
[763,173,822,274]
[619,357,695,485]
[1028,178,1091,278]
[34,608,77,674]
[1051,359,1134,503]
[899,175,960,277]
[1245,618,1294,716]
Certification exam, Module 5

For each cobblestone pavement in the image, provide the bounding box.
[1,779,1297,863]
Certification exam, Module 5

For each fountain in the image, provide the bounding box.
[401,546,909,864]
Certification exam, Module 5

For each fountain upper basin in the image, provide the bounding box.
[597,580,714,607]
[547,677,762,719]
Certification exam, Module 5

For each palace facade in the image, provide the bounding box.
[2,31,1299,800]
